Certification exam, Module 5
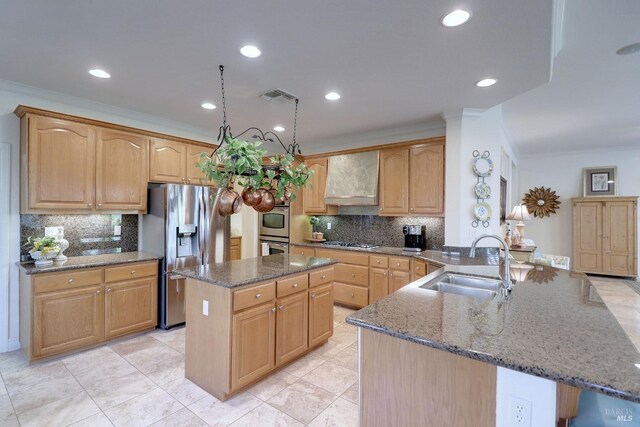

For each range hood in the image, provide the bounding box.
[325,151,379,205]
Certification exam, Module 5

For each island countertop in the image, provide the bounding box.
[347,263,640,403]
[173,254,337,288]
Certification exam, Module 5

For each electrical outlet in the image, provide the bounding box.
[509,397,532,426]
[44,226,64,238]
[327,222,332,230]
[202,300,209,316]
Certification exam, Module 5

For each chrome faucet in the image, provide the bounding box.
[469,234,512,292]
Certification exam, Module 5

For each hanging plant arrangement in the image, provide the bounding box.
[197,66,314,216]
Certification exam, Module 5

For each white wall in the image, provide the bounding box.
[519,146,640,273]
[0,80,215,353]
[495,367,556,427]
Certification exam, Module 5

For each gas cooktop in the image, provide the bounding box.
[322,241,379,249]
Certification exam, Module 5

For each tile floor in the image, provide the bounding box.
[590,277,640,352]
[0,305,358,427]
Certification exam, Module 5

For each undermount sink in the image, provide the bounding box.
[420,273,502,301]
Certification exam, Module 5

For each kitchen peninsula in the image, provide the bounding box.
[174,254,337,401]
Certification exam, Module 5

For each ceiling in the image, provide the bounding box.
[0,1,553,151]
[502,0,640,157]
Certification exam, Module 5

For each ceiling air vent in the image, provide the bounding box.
[260,88,297,105]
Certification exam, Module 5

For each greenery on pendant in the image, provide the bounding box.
[266,154,314,201]
[197,137,267,188]
[23,236,60,256]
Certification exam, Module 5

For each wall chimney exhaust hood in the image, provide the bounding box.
[325,151,379,205]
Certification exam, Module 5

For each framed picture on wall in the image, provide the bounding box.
[583,166,617,196]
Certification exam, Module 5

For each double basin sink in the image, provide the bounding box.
[420,272,503,301]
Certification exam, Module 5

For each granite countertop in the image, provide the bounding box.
[17,251,161,274]
[347,264,640,403]
[291,242,499,266]
[173,254,337,289]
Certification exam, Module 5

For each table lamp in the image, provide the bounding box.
[506,204,531,247]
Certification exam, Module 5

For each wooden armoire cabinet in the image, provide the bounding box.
[573,197,638,278]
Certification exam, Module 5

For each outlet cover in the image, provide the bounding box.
[44,227,64,238]
[327,222,332,230]
[509,396,532,427]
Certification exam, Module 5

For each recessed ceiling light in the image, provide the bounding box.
[325,92,341,101]
[88,69,110,79]
[201,102,216,110]
[476,78,497,87]
[442,9,471,27]
[273,126,285,132]
[240,45,261,58]
[616,42,640,55]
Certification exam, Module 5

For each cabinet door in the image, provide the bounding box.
[33,285,104,357]
[276,292,309,366]
[27,115,95,211]
[603,201,636,276]
[389,270,411,293]
[186,144,214,185]
[149,138,187,183]
[309,284,334,347]
[95,129,148,211]
[105,277,157,339]
[573,201,603,273]
[303,157,333,214]
[410,144,444,215]
[230,237,242,260]
[369,267,389,304]
[232,302,276,390]
[413,261,426,281]
[379,148,409,215]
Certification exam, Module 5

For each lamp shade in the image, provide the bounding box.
[506,204,531,222]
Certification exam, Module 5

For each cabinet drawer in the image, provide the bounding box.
[105,262,157,283]
[335,264,369,286]
[389,257,410,271]
[277,274,309,298]
[334,283,368,308]
[234,282,276,312]
[309,267,334,288]
[315,248,369,266]
[34,269,103,294]
[290,246,316,257]
[369,255,389,269]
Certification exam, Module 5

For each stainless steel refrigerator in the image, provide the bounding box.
[141,184,229,329]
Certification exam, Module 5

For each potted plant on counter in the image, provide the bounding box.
[23,236,60,266]
[309,216,324,241]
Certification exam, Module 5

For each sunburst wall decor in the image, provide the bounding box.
[522,186,561,218]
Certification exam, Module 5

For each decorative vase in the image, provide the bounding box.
[242,187,262,206]
[54,238,69,261]
[316,232,324,240]
[30,250,59,267]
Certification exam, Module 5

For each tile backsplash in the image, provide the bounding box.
[20,214,138,258]
[312,215,444,249]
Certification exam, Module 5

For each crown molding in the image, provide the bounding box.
[519,142,640,160]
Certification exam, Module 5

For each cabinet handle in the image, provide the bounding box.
[397,263,400,267]
[321,275,326,279]
[107,288,112,292]
[311,294,316,299]
[188,179,191,183]
[68,279,74,283]
[351,293,355,297]
[271,307,276,313]
[390,273,394,277]
[384,272,387,276]
[181,178,185,182]
[376,260,380,264]
[278,305,284,310]
[292,283,298,288]
[98,203,102,207]
[255,293,262,299]
[131,270,136,275]
[410,208,414,211]
[96,290,101,295]
[351,273,356,277]
[88,203,92,207]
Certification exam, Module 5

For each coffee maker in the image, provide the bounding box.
[403,224,427,252]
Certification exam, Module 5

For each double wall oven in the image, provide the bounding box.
[259,205,290,255]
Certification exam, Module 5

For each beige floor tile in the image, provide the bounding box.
[330,346,358,372]
[0,394,17,425]
[329,324,358,347]
[9,368,84,414]
[150,328,186,354]
[230,402,303,427]
[308,397,359,427]
[104,387,183,427]
[0,375,7,397]
[283,353,327,378]
[150,407,208,427]
[62,346,127,375]
[146,359,185,386]
[70,412,115,427]
[188,392,262,426]
[2,360,68,394]
[247,370,299,401]
[0,350,28,374]
[309,341,346,359]
[17,391,100,427]
[267,380,337,424]
[333,306,356,325]
[110,334,165,357]
[161,377,209,406]
[302,361,358,395]
[123,345,184,376]
[341,382,358,404]
[85,369,157,410]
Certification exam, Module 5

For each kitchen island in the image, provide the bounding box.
[347,263,640,426]
[174,254,337,401]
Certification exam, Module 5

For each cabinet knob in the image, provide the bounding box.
[351,273,356,278]
[410,208,414,211]
[271,307,276,313]
[181,178,185,182]
[390,273,393,277]
[98,203,102,207]
[96,290,100,295]
[107,288,112,292]
[321,275,326,279]
[131,270,136,275]
[292,283,298,288]
[376,260,380,264]
[384,273,387,276]
[88,203,92,207]
[351,293,355,297]
[255,293,262,299]
[188,179,191,183]
[397,263,400,267]
[68,279,74,283]
[311,294,316,299]
[278,305,284,310]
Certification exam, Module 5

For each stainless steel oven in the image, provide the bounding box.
[260,237,290,255]
[259,206,290,239]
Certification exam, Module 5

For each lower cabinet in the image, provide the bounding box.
[232,302,277,390]
[276,292,309,366]
[105,277,157,339]
[369,268,389,304]
[309,284,334,347]
[389,270,412,293]
[33,284,104,358]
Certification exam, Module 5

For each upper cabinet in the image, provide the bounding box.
[149,138,187,184]
[379,140,445,217]
[303,157,337,215]
[96,129,148,211]
[186,144,213,185]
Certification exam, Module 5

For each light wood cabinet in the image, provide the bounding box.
[414,260,426,280]
[369,267,389,303]
[32,284,104,358]
[389,270,412,293]
[379,148,410,215]
[105,277,157,339]
[231,302,276,390]
[309,284,334,347]
[276,292,309,366]
[149,138,187,184]
[290,245,316,257]
[573,197,637,277]
[409,144,444,215]
[186,144,213,185]
[95,129,148,211]
[24,115,96,212]
[303,157,337,215]
[230,236,242,260]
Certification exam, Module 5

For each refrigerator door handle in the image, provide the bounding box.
[198,187,207,265]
